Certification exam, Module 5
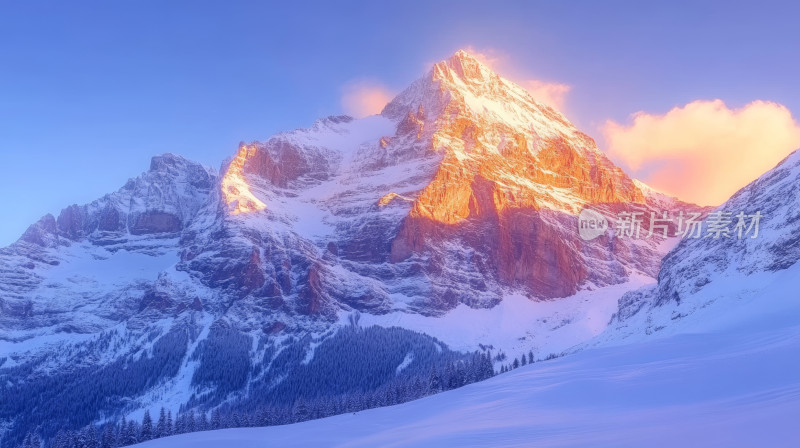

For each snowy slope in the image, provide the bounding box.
[131,267,800,447]
[356,273,656,358]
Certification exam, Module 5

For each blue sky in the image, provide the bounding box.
[1,0,799,245]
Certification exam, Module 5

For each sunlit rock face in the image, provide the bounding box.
[195,50,693,317]
[379,51,671,305]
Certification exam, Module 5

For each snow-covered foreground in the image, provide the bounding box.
[133,311,800,446]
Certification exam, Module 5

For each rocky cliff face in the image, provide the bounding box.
[171,51,693,323]
[1,51,698,336]
[381,51,655,304]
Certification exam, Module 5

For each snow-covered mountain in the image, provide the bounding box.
[0,154,216,337]
[1,51,711,447]
[178,49,690,325]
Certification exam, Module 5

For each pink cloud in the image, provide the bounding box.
[461,45,507,69]
[462,45,572,112]
[603,99,800,205]
[349,47,572,118]
[522,80,571,111]
[341,81,394,118]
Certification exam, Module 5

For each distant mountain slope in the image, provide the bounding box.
[598,149,800,344]
[0,154,216,338]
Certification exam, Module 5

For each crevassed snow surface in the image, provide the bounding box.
[132,264,800,448]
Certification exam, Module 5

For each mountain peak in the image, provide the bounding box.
[383,49,576,142]
[149,153,192,172]
[434,50,498,81]
[452,48,475,60]
[382,50,516,121]
[434,49,498,84]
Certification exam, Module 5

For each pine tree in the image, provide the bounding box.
[75,427,87,448]
[117,417,127,446]
[78,425,99,448]
[255,407,269,426]
[482,353,495,379]
[141,410,153,441]
[292,399,309,422]
[174,413,185,435]
[186,410,196,433]
[124,419,138,446]
[444,362,456,390]
[210,409,221,429]
[429,368,441,392]
[528,351,534,364]
[166,410,174,436]
[156,407,167,439]
[101,424,116,448]
[198,411,209,431]
[219,412,231,429]
[52,430,70,448]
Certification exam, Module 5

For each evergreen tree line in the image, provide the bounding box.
[8,319,551,448]
[183,324,476,411]
[0,328,189,448]
[497,350,563,373]
[17,351,495,448]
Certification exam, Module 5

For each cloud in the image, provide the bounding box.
[522,80,571,111]
[341,81,394,118]
[462,45,507,69]
[343,47,572,118]
[462,45,571,112]
[603,99,800,205]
